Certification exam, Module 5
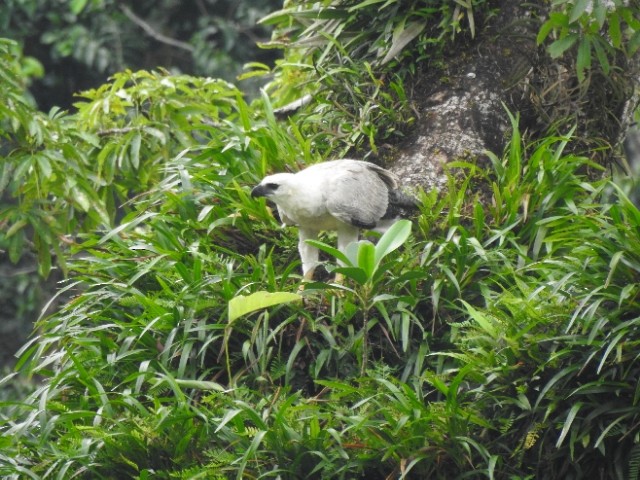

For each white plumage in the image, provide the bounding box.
[251,159,416,280]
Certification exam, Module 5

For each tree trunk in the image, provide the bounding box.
[389,0,640,189]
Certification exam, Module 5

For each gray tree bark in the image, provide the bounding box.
[389,1,640,190]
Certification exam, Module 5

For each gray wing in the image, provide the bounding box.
[325,162,392,229]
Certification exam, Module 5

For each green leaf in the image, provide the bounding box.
[374,219,411,266]
[621,8,640,31]
[332,266,369,285]
[605,251,624,288]
[35,153,52,179]
[215,408,242,433]
[537,19,556,45]
[593,3,607,27]
[381,21,426,65]
[306,239,352,266]
[629,30,640,56]
[259,6,347,25]
[592,39,611,74]
[5,218,27,238]
[357,240,376,280]
[608,12,622,48]
[173,379,227,391]
[548,34,579,58]
[35,234,52,278]
[129,132,141,169]
[576,37,591,83]
[348,0,388,11]
[556,402,583,448]
[569,0,590,23]
[70,0,88,14]
[460,299,497,337]
[228,290,301,322]
[98,211,157,244]
[7,230,25,263]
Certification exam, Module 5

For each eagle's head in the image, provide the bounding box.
[251,173,295,202]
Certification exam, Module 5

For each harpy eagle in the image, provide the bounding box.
[251,159,417,280]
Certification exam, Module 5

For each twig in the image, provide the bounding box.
[120,5,194,52]
[97,126,139,137]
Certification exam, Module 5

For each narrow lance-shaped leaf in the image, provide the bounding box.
[608,11,622,48]
[576,37,592,83]
[556,402,583,448]
[381,21,426,65]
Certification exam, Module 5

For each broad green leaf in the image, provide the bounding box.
[374,219,411,266]
[332,266,368,285]
[548,34,579,58]
[344,241,361,266]
[569,0,590,23]
[593,3,607,27]
[35,233,52,278]
[228,290,301,322]
[35,153,52,179]
[537,19,556,45]
[401,310,410,352]
[306,239,352,266]
[356,240,376,280]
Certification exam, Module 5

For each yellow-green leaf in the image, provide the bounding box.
[228,291,302,322]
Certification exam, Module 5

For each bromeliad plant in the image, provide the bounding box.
[307,219,413,374]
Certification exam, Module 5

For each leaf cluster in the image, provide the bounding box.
[537,0,640,83]
[1,0,282,108]
[257,0,493,157]
[2,65,640,477]
[2,3,640,479]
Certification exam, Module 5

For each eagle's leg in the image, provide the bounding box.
[298,228,320,282]
[335,225,360,285]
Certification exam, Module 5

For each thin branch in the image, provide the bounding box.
[120,5,194,53]
[97,127,139,137]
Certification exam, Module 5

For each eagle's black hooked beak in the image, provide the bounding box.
[251,185,267,198]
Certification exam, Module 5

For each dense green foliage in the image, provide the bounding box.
[2,0,640,478]
[2,0,281,109]
[259,0,491,157]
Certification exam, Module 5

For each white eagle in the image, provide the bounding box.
[251,159,417,280]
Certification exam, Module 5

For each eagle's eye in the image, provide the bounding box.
[265,183,280,190]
